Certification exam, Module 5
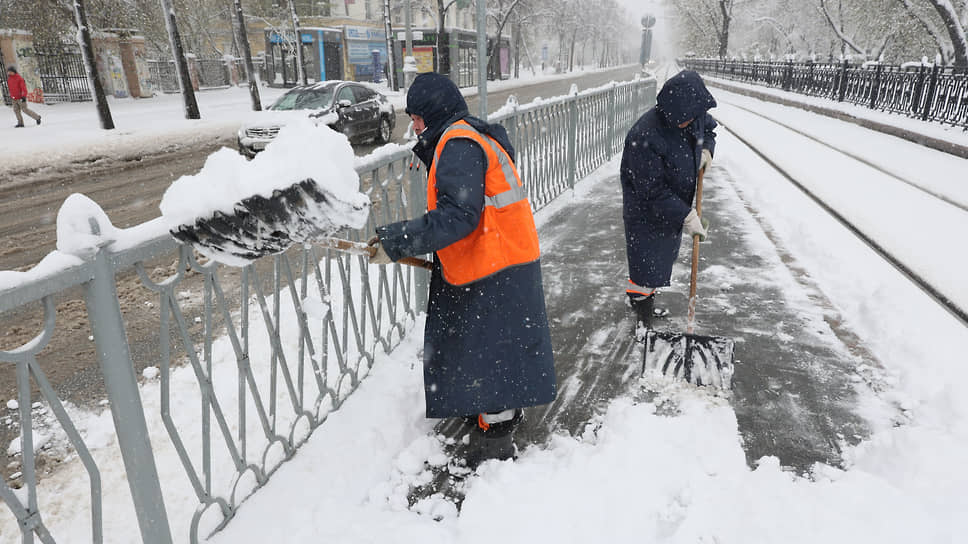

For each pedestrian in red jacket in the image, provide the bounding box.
[6,66,41,128]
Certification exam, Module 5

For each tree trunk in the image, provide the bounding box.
[288,0,307,84]
[384,0,397,89]
[158,0,200,119]
[232,0,261,111]
[513,17,520,78]
[72,0,114,129]
[927,0,968,66]
[568,27,577,72]
[718,0,731,58]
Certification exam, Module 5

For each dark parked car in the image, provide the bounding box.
[238,81,395,158]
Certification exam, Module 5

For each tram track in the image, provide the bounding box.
[713,106,968,327]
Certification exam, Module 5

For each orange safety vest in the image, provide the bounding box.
[427,120,540,285]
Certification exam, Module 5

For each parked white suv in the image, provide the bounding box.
[238,81,395,158]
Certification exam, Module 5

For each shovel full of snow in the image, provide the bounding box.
[162,120,430,269]
[168,180,431,270]
[643,168,735,389]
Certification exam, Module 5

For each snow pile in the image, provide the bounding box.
[159,118,370,231]
[55,193,121,257]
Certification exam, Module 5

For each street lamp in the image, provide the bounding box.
[640,14,656,67]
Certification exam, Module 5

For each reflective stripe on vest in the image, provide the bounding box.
[427,120,540,285]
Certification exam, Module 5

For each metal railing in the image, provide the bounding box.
[147,60,179,94]
[0,54,10,106]
[34,46,92,104]
[681,58,968,130]
[196,59,231,89]
[0,74,656,543]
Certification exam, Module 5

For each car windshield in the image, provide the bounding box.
[270,86,336,111]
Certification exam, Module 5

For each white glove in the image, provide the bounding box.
[683,209,708,241]
[700,149,712,172]
[367,236,393,265]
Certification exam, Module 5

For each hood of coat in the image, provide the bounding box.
[407,72,516,169]
[656,70,716,127]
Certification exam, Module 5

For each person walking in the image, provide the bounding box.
[6,66,41,128]
[368,72,556,467]
[620,69,717,329]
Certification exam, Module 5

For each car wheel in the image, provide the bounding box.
[376,116,392,144]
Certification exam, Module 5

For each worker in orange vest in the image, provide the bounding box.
[369,73,556,467]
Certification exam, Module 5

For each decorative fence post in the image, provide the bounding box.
[82,218,173,543]
[567,84,579,190]
[870,63,883,109]
[922,63,940,121]
[837,59,849,102]
[607,83,617,156]
[408,163,429,310]
[783,60,793,91]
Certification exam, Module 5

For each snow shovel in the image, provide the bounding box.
[169,177,429,269]
[643,168,735,389]
[315,237,433,270]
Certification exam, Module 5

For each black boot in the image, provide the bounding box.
[629,293,656,330]
[465,409,523,469]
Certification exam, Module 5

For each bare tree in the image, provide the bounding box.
[232,0,262,110]
[159,0,201,118]
[73,0,115,129]
[669,0,741,58]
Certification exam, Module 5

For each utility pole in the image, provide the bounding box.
[477,0,487,118]
[233,0,262,110]
[383,0,397,90]
[158,0,200,119]
[72,0,114,129]
[288,0,307,85]
[403,0,417,89]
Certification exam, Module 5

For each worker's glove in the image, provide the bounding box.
[683,209,709,242]
[367,236,393,265]
[700,149,712,172]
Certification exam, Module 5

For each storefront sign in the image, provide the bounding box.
[345,26,386,42]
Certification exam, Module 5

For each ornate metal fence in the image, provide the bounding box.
[0,75,656,543]
[147,60,180,94]
[34,45,92,104]
[0,54,10,106]
[196,59,231,89]
[682,58,968,129]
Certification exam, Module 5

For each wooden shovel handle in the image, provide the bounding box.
[317,237,433,270]
[687,167,705,333]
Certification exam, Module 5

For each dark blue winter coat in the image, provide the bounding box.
[376,73,557,418]
[621,70,717,288]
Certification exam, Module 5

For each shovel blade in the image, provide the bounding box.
[644,329,735,390]
[170,178,370,266]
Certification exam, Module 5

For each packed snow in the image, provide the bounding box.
[158,118,370,239]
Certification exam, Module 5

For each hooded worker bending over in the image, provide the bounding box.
[620,70,717,329]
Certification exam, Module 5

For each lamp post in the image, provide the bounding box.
[640,14,656,68]
[477,0,487,118]
[404,0,417,89]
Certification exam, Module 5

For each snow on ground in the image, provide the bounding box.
[3,68,968,543]
[712,90,968,313]
[0,64,633,181]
